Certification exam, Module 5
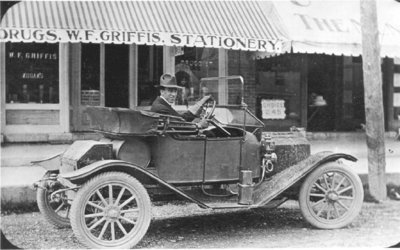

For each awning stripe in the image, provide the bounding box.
[116,2,129,30]
[85,2,97,29]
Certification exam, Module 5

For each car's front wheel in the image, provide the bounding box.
[299,162,364,229]
[70,172,152,249]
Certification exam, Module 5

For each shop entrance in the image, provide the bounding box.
[306,55,366,132]
[306,55,336,131]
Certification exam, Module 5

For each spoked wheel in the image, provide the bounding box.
[70,172,151,249]
[299,162,364,229]
[37,174,71,228]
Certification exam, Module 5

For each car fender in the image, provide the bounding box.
[58,160,209,208]
[252,151,357,206]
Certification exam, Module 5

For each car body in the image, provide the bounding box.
[33,76,364,249]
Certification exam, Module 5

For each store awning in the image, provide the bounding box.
[261,0,400,58]
[0,1,288,53]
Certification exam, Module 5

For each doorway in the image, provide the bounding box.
[105,45,129,108]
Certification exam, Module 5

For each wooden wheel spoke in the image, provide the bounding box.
[333,203,340,218]
[87,201,105,211]
[330,173,337,190]
[89,217,106,230]
[111,222,116,242]
[312,198,326,208]
[84,212,104,218]
[316,202,328,217]
[54,203,65,213]
[314,183,328,193]
[334,176,347,191]
[120,208,139,214]
[338,185,353,195]
[98,221,110,240]
[326,203,332,219]
[310,193,326,198]
[323,174,331,189]
[118,196,136,209]
[336,200,349,211]
[108,185,113,205]
[339,195,354,200]
[96,190,109,206]
[114,187,126,206]
[119,216,137,225]
[65,205,70,218]
[116,220,128,236]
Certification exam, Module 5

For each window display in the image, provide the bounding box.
[6,43,59,104]
[175,47,219,106]
[81,44,100,106]
[137,45,163,106]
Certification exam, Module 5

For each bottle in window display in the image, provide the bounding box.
[22,84,29,103]
[39,84,44,103]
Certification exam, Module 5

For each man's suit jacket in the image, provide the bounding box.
[150,96,196,122]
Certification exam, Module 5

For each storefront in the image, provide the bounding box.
[255,0,400,133]
[0,1,286,142]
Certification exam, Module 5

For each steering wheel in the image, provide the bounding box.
[200,100,231,136]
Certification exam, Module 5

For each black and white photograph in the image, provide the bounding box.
[0,0,399,248]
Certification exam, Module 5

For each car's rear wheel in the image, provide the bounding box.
[70,171,151,249]
[37,174,71,228]
[299,162,363,229]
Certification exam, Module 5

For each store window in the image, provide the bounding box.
[175,47,219,106]
[81,44,100,106]
[6,43,59,104]
[394,65,400,121]
[137,45,163,106]
[255,55,302,131]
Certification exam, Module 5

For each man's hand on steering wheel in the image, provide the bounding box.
[197,98,231,136]
[200,97,216,120]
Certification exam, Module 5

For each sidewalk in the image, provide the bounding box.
[1,137,399,209]
[1,143,69,208]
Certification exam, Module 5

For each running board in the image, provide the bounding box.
[204,197,289,210]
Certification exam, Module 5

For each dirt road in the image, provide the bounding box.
[1,200,399,249]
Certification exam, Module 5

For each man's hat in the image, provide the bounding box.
[158,73,183,89]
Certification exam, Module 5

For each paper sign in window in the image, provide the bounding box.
[394,93,400,107]
[261,99,286,119]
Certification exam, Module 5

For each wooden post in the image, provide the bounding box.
[360,0,387,201]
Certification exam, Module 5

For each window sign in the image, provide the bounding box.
[261,99,286,119]
[6,43,59,104]
[394,93,400,107]
[394,73,400,87]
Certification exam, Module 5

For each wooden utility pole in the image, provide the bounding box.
[360,0,387,201]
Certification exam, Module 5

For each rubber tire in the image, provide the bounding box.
[299,162,364,229]
[36,180,71,228]
[70,172,152,249]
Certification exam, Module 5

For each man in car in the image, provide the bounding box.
[151,73,211,128]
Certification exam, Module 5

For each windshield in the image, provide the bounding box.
[197,76,264,129]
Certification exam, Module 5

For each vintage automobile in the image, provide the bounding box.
[33,76,364,249]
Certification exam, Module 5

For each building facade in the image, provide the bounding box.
[1,1,400,143]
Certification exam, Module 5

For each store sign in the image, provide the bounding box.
[261,99,286,119]
[0,28,282,52]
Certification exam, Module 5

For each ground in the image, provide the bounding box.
[1,199,399,249]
